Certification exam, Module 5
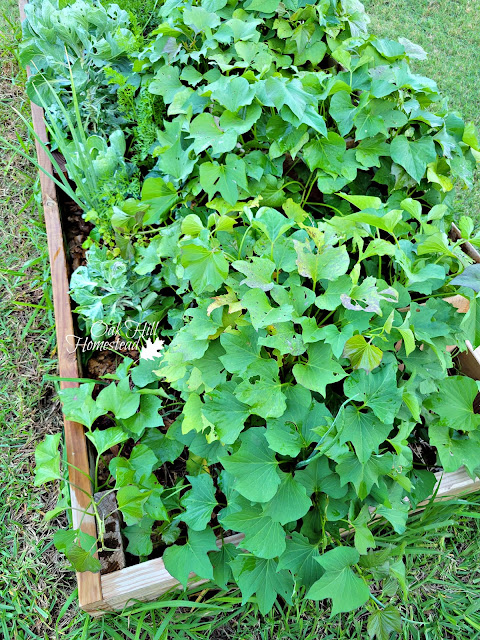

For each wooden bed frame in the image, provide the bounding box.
[18,0,480,616]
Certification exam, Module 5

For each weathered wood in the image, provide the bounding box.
[450,223,480,263]
[18,0,103,611]
[431,467,480,501]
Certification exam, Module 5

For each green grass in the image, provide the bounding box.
[363,0,480,223]
[2,0,480,638]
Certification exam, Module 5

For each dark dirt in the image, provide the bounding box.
[86,344,140,379]
[59,190,93,273]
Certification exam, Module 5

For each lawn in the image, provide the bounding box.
[1,0,480,638]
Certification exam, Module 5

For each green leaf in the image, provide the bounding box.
[343,335,383,372]
[206,75,256,112]
[329,91,356,136]
[219,325,263,375]
[162,527,217,589]
[183,6,220,31]
[277,532,323,588]
[219,428,281,503]
[258,322,306,356]
[34,433,61,485]
[122,395,163,436]
[189,112,237,154]
[141,429,184,464]
[54,530,101,573]
[461,295,480,347]
[395,312,415,356]
[86,427,129,456]
[129,445,158,482]
[338,407,392,463]
[220,104,262,135]
[131,357,163,387]
[124,518,154,556]
[265,387,325,456]
[354,100,407,140]
[429,425,480,475]
[252,207,295,243]
[303,132,346,174]
[241,288,294,331]
[96,378,140,420]
[337,194,382,210]
[235,362,287,419]
[181,214,204,237]
[349,209,403,235]
[355,134,390,168]
[149,67,182,103]
[232,257,276,291]
[256,77,311,119]
[244,0,280,11]
[117,485,151,525]
[141,178,179,225]
[181,474,217,531]
[372,38,405,59]
[209,542,239,590]
[367,606,402,640]
[293,239,349,283]
[296,456,347,499]
[230,555,294,615]
[315,275,352,311]
[58,383,103,428]
[352,506,375,555]
[344,365,402,423]
[427,376,480,432]
[181,242,229,294]
[390,135,436,183]
[221,498,286,559]
[293,342,346,397]
[336,452,394,499]
[202,383,250,445]
[182,393,215,439]
[307,547,370,615]
[199,155,247,205]
[262,472,312,525]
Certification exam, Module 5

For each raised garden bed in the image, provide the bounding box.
[27,83,480,616]
[19,0,480,619]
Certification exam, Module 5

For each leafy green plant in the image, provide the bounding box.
[100,0,161,34]
[70,245,174,337]
[20,0,139,133]
[32,0,480,625]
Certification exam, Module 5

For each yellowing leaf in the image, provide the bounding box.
[343,335,383,372]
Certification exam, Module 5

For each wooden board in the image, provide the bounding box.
[450,223,480,263]
[19,0,480,614]
[18,0,102,612]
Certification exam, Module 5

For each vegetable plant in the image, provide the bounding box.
[28,0,480,625]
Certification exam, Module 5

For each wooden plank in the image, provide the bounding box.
[450,223,480,264]
[99,533,245,614]
[458,341,480,380]
[18,0,103,612]
[432,467,480,500]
